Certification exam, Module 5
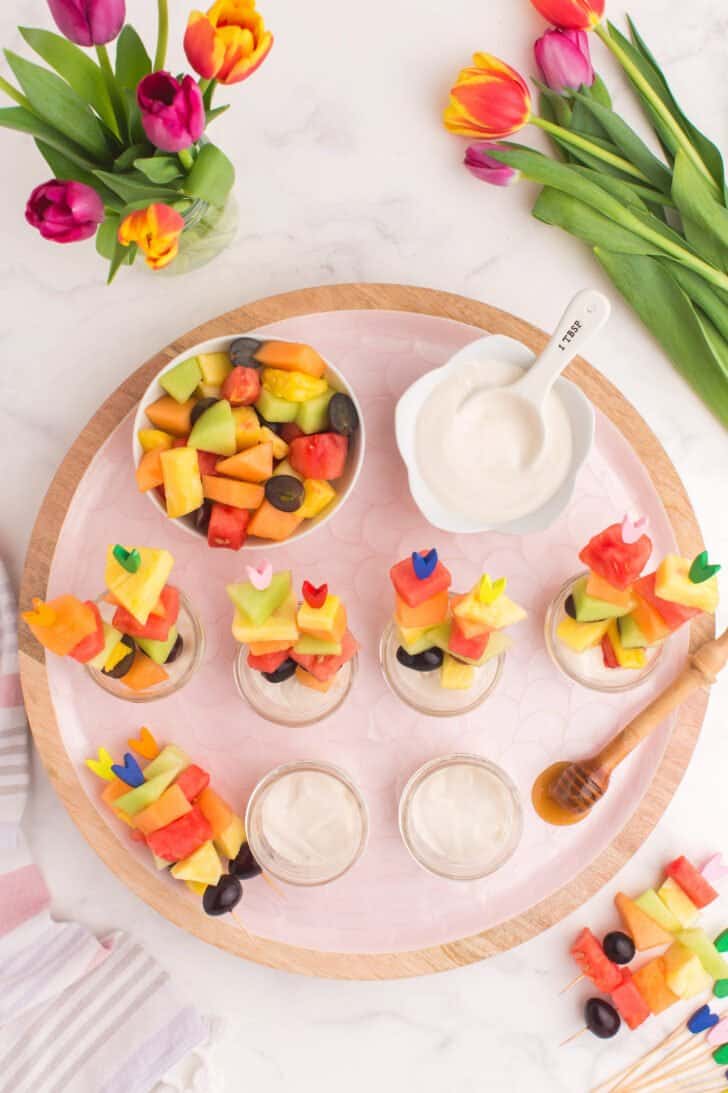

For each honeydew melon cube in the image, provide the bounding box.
[398,621,452,656]
[453,590,527,630]
[295,389,334,434]
[104,546,174,626]
[255,388,299,423]
[87,623,124,671]
[214,815,245,860]
[232,591,298,645]
[663,942,714,999]
[115,769,179,816]
[677,929,728,980]
[658,877,699,928]
[556,616,610,653]
[293,634,342,656]
[606,620,646,669]
[572,576,632,622]
[440,654,474,690]
[297,594,342,636]
[635,889,681,933]
[271,459,301,480]
[160,357,202,403]
[143,744,190,783]
[655,554,719,612]
[188,400,236,456]
[618,614,650,650]
[170,840,223,886]
[226,571,292,627]
[197,351,232,386]
[136,626,178,665]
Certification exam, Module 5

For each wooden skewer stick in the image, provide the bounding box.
[560,1026,589,1047]
[625,1055,718,1093]
[546,626,728,818]
[593,1024,696,1092]
[560,972,585,995]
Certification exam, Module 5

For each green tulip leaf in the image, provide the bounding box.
[4,50,110,161]
[585,74,612,109]
[205,104,230,126]
[672,149,728,271]
[93,168,181,204]
[537,91,570,160]
[595,247,728,427]
[571,91,672,193]
[182,143,235,207]
[533,187,662,255]
[134,156,183,184]
[665,264,728,342]
[0,105,99,171]
[113,144,151,172]
[18,27,119,138]
[114,26,151,90]
[121,87,146,145]
[568,98,610,142]
[35,140,121,208]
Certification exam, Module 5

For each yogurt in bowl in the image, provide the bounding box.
[395,333,594,535]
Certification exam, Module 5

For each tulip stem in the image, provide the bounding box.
[154,0,169,72]
[95,46,124,139]
[178,148,194,171]
[531,116,651,183]
[0,75,30,110]
[594,23,721,199]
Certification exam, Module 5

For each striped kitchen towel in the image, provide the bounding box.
[0,562,216,1093]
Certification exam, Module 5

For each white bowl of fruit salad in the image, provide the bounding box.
[132,336,365,550]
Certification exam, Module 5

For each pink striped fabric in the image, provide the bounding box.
[1,562,211,1092]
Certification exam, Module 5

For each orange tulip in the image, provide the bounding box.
[184,0,273,86]
[443,54,531,140]
[529,0,604,30]
[118,204,185,271]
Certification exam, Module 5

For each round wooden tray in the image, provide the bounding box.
[18,283,712,979]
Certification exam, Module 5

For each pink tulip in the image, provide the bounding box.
[47,0,125,47]
[25,179,104,243]
[534,28,594,92]
[137,72,205,154]
[464,143,521,186]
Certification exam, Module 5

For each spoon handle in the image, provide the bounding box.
[517,289,611,405]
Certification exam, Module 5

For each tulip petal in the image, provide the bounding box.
[529,0,604,31]
[118,203,185,270]
[184,12,225,80]
[184,0,272,85]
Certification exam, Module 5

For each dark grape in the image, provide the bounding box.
[202,874,242,916]
[164,634,184,664]
[262,658,297,683]
[192,499,212,534]
[396,645,444,672]
[229,843,263,880]
[585,998,621,1039]
[102,634,135,678]
[229,337,262,368]
[328,392,359,436]
[564,594,577,619]
[265,475,304,513]
[603,931,635,965]
[190,397,218,428]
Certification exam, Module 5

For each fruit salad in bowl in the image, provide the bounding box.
[133,336,365,550]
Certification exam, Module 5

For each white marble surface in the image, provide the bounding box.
[1,1,727,1090]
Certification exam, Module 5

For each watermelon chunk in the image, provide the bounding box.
[69,602,104,663]
[632,574,701,633]
[611,970,651,1029]
[579,523,652,590]
[601,632,619,669]
[665,856,718,909]
[174,764,210,803]
[570,928,622,992]
[291,630,358,682]
[247,648,292,673]
[147,805,212,862]
[112,586,179,640]
[288,433,348,480]
[389,555,452,607]
[448,618,490,661]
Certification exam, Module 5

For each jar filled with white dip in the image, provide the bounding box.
[399,755,522,881]
[245,761,369,885]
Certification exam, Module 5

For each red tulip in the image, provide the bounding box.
[535,28,594,91]
[184,0,273,86]
[137,72,205,153]
[25,179,104,243]
[443,53,531,140]
[47,0,125,47]
[529,0,604,31]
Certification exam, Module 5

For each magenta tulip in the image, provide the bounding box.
[534,28,594,92]
[464,143,521,187]
[47,0,125,47]
[137,72,205,154]
[25,179,104,243]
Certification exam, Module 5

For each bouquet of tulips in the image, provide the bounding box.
[444,0,728,428]
[0,0,272,280]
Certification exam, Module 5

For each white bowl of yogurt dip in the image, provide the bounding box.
[395,333,594,534]
[399,754,523,881]
[245,761,369,886]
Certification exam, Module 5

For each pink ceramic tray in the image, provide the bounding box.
[20,286,710,978]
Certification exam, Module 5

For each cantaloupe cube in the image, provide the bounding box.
[658,878,699,928]
[216,444,273,483]
[395,591,449,629]
[440,654,475,690]
[248,639,295,655]
[632,957,679,1014]
[135,449,165,492]
[202,475,264,510]
[170,840,223,886]
[663,942,713,999]
[215,815,246,859]
[197,787,234,839]
[160,447,204,519]
[101,778,135,827]
[295,665,333,692]
[585,573,636,608]
[254,341,327,378]
[132,784,192,836]
[655,555,719,612]
[247,500,302,541]
[23,595,98,657]
[615,892,674,950]
[557,616,610,652]
[120,651,168,692]
[628,599,671,645]
[145,395,195,437]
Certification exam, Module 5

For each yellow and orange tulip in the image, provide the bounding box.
[118,204,185,271]
[529,0,604,30]
[184,0,273,86]
[443,54,531,141]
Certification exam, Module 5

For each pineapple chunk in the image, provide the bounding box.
[232,406,263,451]
[197,351,232,386]
[259,426,289,460]
[160,447,204,519]
[171,841,223,886]
[299,479,336,520]
[658,877,699,928]
[655,554,719,612]
[214,815,245,860]
[104,545,174,625]
[297,594,341,636]
[454,588,527,630]
[137,428,173,453]
[233,590,299,644]
[440,654,475,690]
[556,616,609,652]
[663,942,713,999]
[185,880,207,896]
[606,619,647,669]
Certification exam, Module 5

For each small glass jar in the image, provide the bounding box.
[245,760,369,886]
[85,592,204,702]
[379,620,503,717]
[234,645,357,727]
[158,195,239,276]
[544,572,662,693]
[399,754,523,881]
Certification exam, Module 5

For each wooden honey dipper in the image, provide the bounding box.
[533,626,728,825]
